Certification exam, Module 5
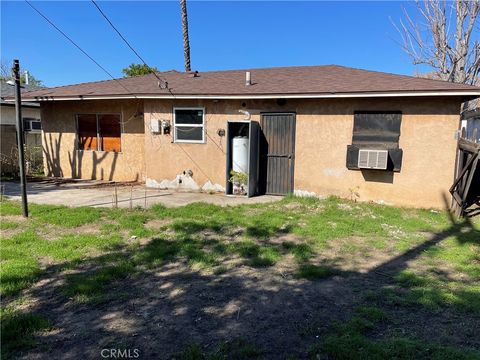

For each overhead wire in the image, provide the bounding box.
[89,0,228,181]
[25,0,139,99]
[90,0,174,96]
[25,0,164,127]
[28,0,238,186]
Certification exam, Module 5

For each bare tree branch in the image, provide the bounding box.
[393,0,480,85]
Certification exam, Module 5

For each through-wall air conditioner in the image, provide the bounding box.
[24,118,41,132]
[358,149,388,170]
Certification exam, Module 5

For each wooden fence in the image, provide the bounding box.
[450,128,480,217]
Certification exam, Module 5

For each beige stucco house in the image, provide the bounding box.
[19,65,480,208]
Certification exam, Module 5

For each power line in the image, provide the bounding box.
[91,0,148,68]
[90,0,171,91]
[25,0,137,98]
[27,0,225,183]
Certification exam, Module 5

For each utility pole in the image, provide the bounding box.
[13,59,28,217]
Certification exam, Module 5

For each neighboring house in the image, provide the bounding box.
[461,108,480,142]
[1,79,43,173]
[17,65,480,208]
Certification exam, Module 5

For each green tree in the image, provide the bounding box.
[122,63,159,77]
[19,72,43,86]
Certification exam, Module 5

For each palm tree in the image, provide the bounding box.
[180,0,191,72]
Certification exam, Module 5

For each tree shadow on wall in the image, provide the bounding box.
[43,132,121,181]
[43,132,64,178]
[68,149,120,181]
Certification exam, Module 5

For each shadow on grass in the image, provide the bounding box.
[307,194,480,359]
[2,195,480,359]
[0,310,53,358]
[316,306,479,360]
[174,338,263,360]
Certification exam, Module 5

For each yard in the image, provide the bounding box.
[1,195,479,359]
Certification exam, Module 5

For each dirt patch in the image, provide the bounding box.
[72,223,103,235]
[36,223,105,242]
[1,228,22,239]
[7,227,480,360]
[265,232,303,245]
[379,309,479,349]
[144,218,172,230]
[283,202,303,210]
[243,208,268,216]
[1,215,27,222]
[14,260,361,360]
[309,236,390,272]
[281,202,325,213]
[224,227,244,238]
[0,215,26,238]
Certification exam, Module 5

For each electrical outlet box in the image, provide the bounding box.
[150,119,160,134]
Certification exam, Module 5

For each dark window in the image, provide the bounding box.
[352,112,402,149]
[31,121,42,130]
[174,108,204,143]
[346,112,403,172]
[23,119,31,131]
[77,114,121,152]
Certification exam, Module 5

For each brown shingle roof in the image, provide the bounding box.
[19,65,480,100]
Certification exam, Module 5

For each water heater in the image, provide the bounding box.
[232,136,248,173]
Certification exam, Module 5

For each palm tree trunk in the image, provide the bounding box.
[180,0,191,72]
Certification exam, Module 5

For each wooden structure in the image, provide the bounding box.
[450,128,480,217]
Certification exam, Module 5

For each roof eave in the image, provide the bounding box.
[14,90,480,102]
[0,101,40,108]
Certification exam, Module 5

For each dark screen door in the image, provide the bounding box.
[260,113,296,195]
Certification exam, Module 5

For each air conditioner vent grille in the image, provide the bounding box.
[358,149,388,170]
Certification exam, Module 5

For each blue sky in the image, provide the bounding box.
[1,1,425,87]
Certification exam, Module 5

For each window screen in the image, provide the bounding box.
[77,114,121,152]
[174,108,204,143]
[352,112,402,148]
[346,111,403,172]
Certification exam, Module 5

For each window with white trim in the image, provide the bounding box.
[23,118,42,132]
[173,108,205,143]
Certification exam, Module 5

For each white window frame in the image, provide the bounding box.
[23,118,42,133]
[173,107,205,144]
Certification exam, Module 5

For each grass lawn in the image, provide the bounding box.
[1,196,479,359]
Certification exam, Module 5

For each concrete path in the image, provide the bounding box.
[1,180,280,208]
